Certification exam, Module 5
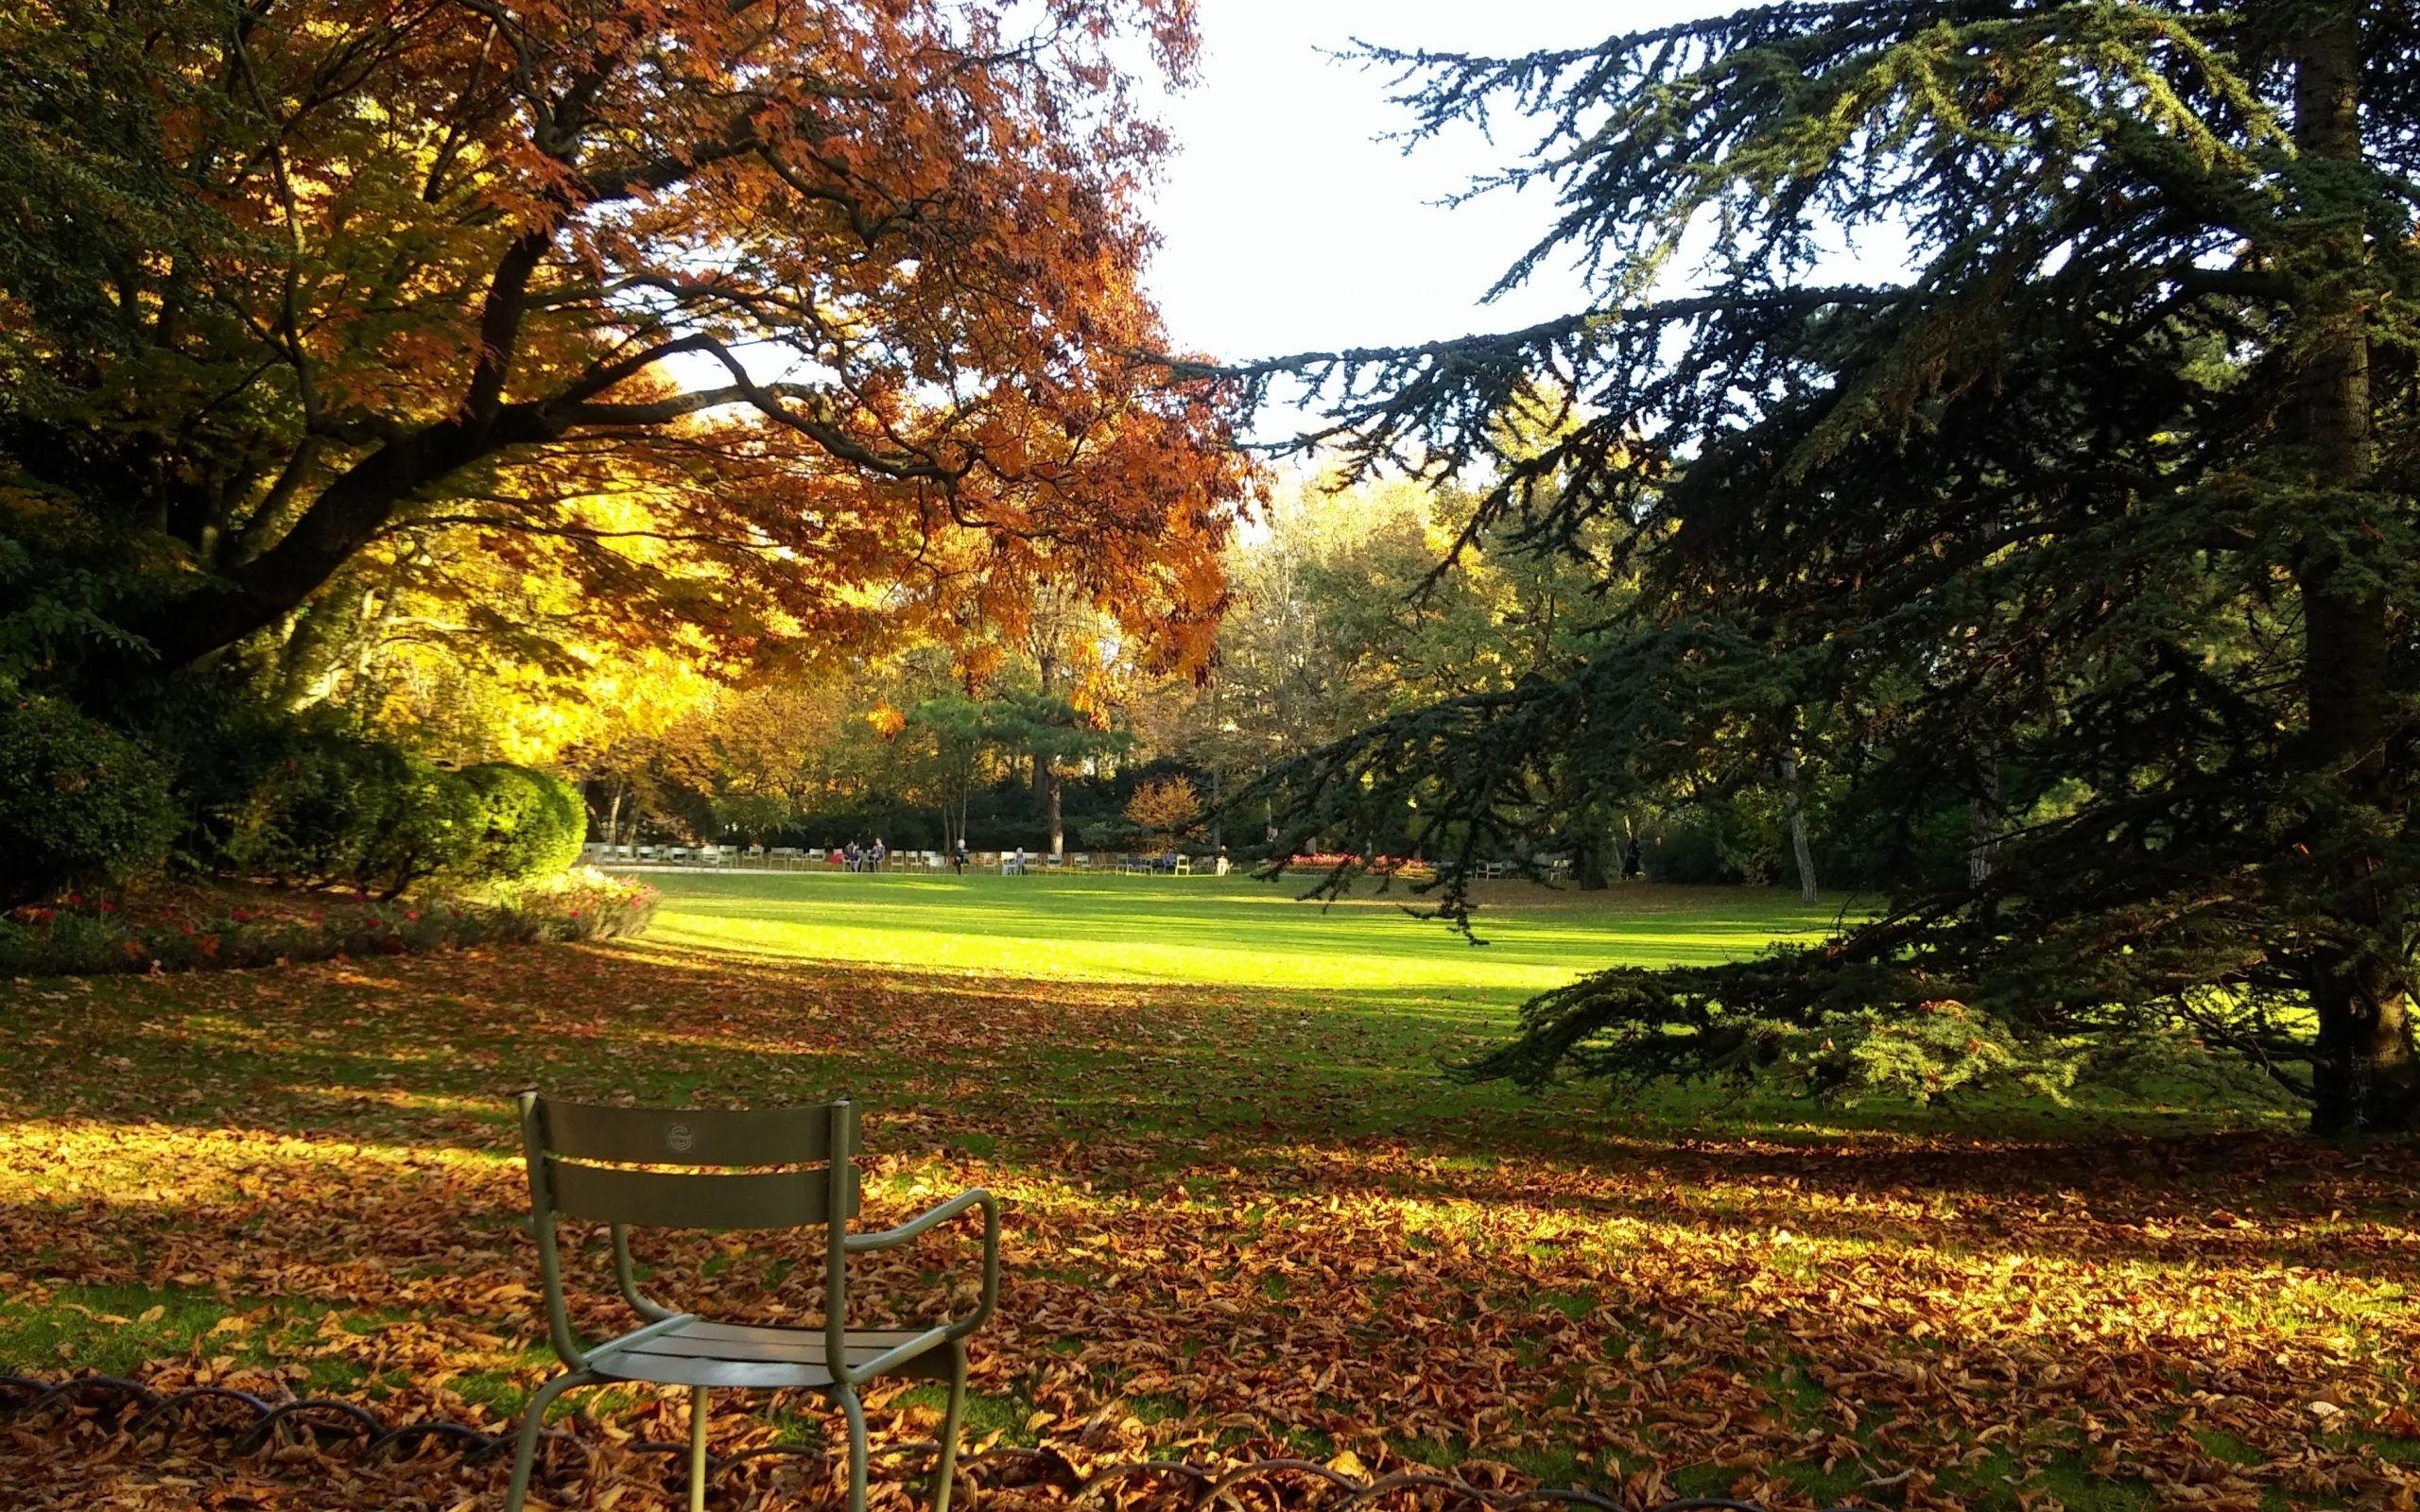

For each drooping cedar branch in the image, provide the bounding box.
[1222,0,2420,1131]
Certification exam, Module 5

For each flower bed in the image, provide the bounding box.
[0,868,656,977]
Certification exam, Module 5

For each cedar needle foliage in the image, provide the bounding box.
[1214,2,2420,1133]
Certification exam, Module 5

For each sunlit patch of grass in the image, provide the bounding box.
[0,1283,237,1378]
[887,1382,1031,1444]
[627,871,1848,1002]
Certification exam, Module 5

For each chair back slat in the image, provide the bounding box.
[545,1160,857,1230]
[539,1099,846,1165]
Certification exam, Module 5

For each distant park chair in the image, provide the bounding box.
[507,1094,999,1512]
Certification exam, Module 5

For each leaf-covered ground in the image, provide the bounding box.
[3,874,2416,1510]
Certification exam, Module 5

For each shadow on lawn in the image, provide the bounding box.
[4,942,2409,1277]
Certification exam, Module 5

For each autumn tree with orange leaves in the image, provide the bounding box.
[0,0,1248,694]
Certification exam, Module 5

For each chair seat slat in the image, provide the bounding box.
[670,1321,922,1345]
[611,1332,917,1365]
[588,1321,952,1386]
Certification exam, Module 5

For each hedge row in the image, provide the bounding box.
[0,694,588,905]
[0,871,657,977]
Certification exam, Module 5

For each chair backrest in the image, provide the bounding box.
[516,1094,860,1367]
[525,1095,858,1228]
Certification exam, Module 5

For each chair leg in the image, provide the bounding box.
[932,1343,969,1512]
[504,1370,596,1512]
[836,1383,870,1512]
[687,1384,711,1512]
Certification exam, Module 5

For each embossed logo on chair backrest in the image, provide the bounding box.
[665,1122,696,1155]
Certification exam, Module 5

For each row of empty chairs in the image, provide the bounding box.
[583,844,1217,874]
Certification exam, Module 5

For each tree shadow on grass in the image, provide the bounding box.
[4,944,2411,1282]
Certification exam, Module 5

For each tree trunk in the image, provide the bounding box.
[2308,954,2420,1135]
[147,411,543,667]
[1967,757,1999,887]
[2291,10,2420,1132]
[1573,832,1610,891]
[1045,768,1063,859]
[1780,752,1819,904]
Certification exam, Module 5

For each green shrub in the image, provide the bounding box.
[454,764,587,883]
[103,687,581,896]
[0,696,178,905]
[212,721,486,897]
[358,763,484,897]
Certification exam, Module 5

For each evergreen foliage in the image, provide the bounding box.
[1219,1,2420,1131]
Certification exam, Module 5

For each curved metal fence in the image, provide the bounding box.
[2,1372,1876,1512]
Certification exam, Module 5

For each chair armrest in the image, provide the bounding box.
[842,1187,999,1341]
[844,1322,956,1383]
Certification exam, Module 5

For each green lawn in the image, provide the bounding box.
[2,872,2411,1512]
[632,869,1851,997]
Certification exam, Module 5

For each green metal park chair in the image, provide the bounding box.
[507,1093,999,1512]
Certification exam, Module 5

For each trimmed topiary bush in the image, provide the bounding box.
[0,695,179,905]
[217,727,486,895]
[455,764,587,884]
[358,762,484,898]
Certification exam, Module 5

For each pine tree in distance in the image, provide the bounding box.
[1189,2,2420,1132]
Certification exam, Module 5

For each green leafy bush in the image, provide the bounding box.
[359,763,484,897]
[0,696,179,905]
[83,687,585,897]
[216,727,484,896]
[454,764,587,883]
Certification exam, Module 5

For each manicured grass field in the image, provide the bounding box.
[636,869,1850,995]
[2,873,2414,1511]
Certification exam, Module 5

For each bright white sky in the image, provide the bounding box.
[1138,2,1725,398]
